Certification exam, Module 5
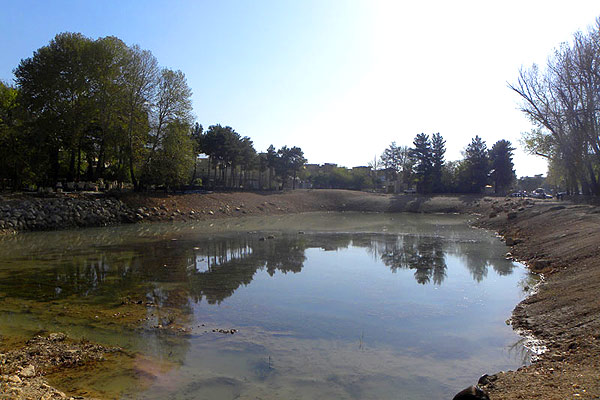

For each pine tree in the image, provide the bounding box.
[431,132,446,193]
[461,135,489,193]
[489,139,516,194]
[410,133,433,193]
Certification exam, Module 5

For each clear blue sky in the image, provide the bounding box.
[2,0,600,177]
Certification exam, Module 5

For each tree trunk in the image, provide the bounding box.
[96,138,106,180]
[128,135,138,190]
[68,148,76,182]
[76,144,82,181]
[207,158,211,188]
[50,146,60,186]
[293,170,297,189]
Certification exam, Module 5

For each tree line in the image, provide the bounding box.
[512,18,600,196]
[373,133,516,194]
[0,32,305,191]
[192,123,306,190]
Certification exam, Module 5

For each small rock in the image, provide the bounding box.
[505,237,521,246]
[9,375,22,384]
[49,332,66,342]
[478,374,498,386]
[19,364,35,378]
[531,259,551,272]
[507,211,518,220]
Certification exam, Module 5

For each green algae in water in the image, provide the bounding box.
[0,213,537,399]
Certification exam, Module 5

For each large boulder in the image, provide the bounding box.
[452,385,490,400]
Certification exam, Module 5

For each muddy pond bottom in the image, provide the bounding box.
[0,213,535,400]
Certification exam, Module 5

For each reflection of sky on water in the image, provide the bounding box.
[0,213,536,400]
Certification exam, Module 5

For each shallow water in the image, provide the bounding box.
[0,213,535,399]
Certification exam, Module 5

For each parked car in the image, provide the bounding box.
[532,188,552,199]
[556,191,568,200]
[403,188,416,194]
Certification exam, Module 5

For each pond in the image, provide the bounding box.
[0,212,536,400]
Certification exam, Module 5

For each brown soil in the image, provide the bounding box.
[474,197,600,400]
[2,189,600,399]
[118,189,479,219]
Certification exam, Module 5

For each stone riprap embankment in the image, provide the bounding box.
[0,195,136,233]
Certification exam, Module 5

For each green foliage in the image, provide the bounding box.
[410,133,433,193]
[275,146,307,189]
[142,121,195,188]
[0,81,33,188]
[380,142,402,171]
[8,32,200,190]
[430,132,446,193]
[198,125,259,189]
[308,167,374,190]
[458,135,489,193]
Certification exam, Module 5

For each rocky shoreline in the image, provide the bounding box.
[0,333,119,400]
[0,190,477,235]
[0,194,135,234]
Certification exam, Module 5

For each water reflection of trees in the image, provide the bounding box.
[0,232,518,308]
[371,235,447,285]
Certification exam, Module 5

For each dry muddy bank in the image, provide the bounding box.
[474,197,600,399]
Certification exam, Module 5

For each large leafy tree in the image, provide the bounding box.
[85,36,130,181]
[380,142,402,171]
[15,32,96,183]
[276,146,307,189]
[0,81,31,189]
[266,144,278,189]
[510,19,600,195]
[12,32,202,190]
[238,137,257,188]
[142,120,195,188]
[200,125,256,189]
[141,68,193,187]
[489,139,516,194]
[380,141,413,186]
[120,44,158,189]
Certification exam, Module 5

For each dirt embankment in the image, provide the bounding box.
[474,198,600,400]
[117,189,479,220]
